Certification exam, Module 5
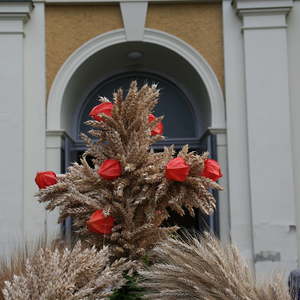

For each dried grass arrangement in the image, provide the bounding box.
[0,248,29,300]
[0,238,61,300]
[2,241,133,300]
[140,233,291,300]
[37,81,222,261]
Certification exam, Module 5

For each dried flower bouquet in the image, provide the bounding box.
[36,81,222,261]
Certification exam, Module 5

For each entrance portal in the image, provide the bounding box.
[47,30,226,241]
[68,71,219,235]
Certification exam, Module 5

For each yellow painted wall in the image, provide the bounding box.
[46,3,223,93]
[147,3,224,87]
[46,5,123,91]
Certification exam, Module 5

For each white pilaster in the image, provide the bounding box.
[234,0,297,276]
[288,0,300,268]
[23,1,48,243]
[0,2,32,255]
[209,128,230,244]
[223,0,255,267]
[46,131,65,238]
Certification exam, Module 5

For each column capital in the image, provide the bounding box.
[0,2,33,20]
[233,0,293,30]
[0,2,33,34]
[233,0,293,12]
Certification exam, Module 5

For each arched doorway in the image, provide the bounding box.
[46,29,228,241]
[71,70,217,233]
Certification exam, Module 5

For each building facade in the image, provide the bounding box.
[0,0,300,278]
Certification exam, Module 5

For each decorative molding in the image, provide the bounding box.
[120,1,148,41]
[47,129,75,143]
[0,2,33,19]
[0,2,33,35]
[208,127,227,135]
[233,0,293,11]
[47,28,225,132]
[143,29,225,129]
[233,0,293,31]
[241,25,287,30]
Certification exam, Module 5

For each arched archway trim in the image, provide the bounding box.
[47,28,225,131]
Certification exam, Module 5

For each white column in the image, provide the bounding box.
[288,1,300,268]
[210,128,230,244]
[223,0,255,268]
[23,0,48,244]
[234,0,297,276]
[0,2,32,255]
[217,131,230,243]
[46,131,64,238]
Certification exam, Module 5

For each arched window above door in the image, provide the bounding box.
[77,72,197,141]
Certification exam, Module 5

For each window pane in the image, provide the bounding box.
[79,72,196,139]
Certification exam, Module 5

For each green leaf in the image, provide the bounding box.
[109,273,145,300]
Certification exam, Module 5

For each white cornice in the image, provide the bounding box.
[208,128,226,135]
[0,2,33,23]
[233,0,293,13]
[0,3,33,35]
[47,130,75,143]
[233,0,293,31]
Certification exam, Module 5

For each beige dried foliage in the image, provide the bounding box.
[38,81,222,260]
[0,250,27,300]
[2,241,134,300]
[140,233,291,300]
[0,238,57,300]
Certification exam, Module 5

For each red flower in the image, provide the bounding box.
[201,159,223,181]
[89,102,113,122]
[98,159,122,180]
[35,171,57,189]
[148,114,163,136]
[165,157,190,182]
[87,210,115,234]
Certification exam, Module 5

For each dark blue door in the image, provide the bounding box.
[65,72,219,235]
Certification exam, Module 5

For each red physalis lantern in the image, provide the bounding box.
[165,157,190,182]
[148,114,163,136]
[201,158,223,181]
[98,159,122,180]
[35,171,57,189]
[87,209,115,234]
[89,102,113,122]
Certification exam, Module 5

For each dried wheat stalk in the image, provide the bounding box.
[38,81,222,260]
[0,238,60,300]
[0,248,28,300]
[140,233,291,300]
[2,241,134,300]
